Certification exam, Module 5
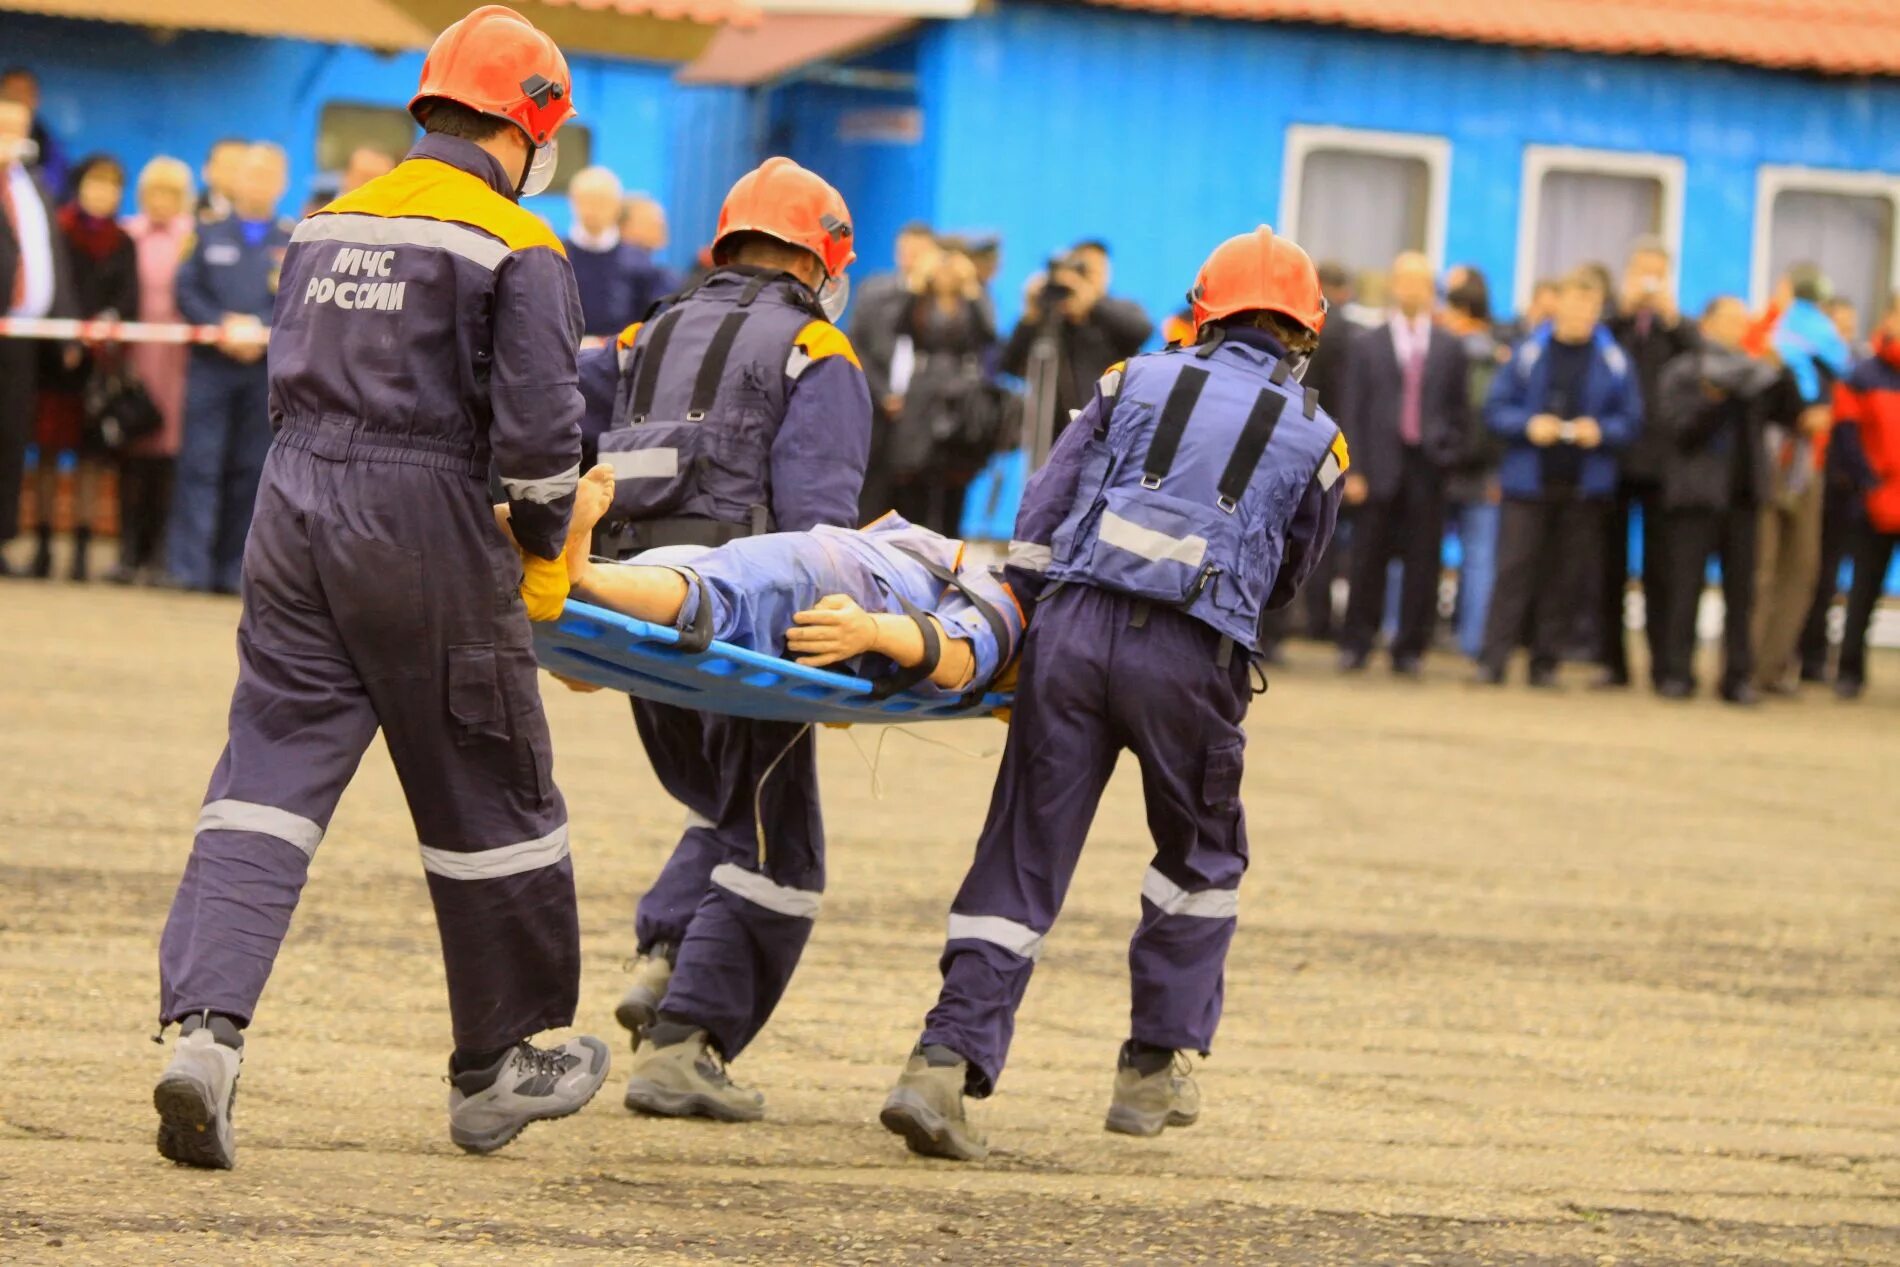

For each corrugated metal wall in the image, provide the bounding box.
[886,4,1900,335]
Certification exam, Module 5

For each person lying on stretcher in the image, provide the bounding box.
[499,466,1024,697]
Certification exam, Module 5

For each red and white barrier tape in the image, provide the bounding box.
[0,316,609,349]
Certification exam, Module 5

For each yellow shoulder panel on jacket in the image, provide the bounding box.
[325,158,566,255]
[617,321,644,351]
[1330,429,1352,472]
[793,321,862,370]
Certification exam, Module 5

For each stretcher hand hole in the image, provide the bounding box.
[533,601,1009,724]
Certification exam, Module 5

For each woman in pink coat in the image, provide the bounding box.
[112,156,194,584]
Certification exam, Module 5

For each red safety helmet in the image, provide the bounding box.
[712,157,856,279]
[409,5,575,149]
[1188,225,1327,337]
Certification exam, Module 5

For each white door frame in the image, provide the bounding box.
[1279,124,1451,270]
[1749,164,1900,310]
[1513,144,1686,312]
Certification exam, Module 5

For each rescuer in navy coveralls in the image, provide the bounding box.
[167,145,293,593]
[151,6,610,1169]
[573,157,872,1122]
[881,227,1348,1161]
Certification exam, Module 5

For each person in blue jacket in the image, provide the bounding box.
[573,157,873,1122]
[165,143,293,592]
[879,227,1347,1161]
[1476,267,1643,687]
[151,6,607,1169]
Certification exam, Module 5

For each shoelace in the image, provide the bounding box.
[514,1043,576,1078]
[1171,1051,1196,1083]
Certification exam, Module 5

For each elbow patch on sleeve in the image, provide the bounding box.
[790,321,863,376]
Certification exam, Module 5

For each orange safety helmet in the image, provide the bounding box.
[1188,225,1327,337]
[409,5,575,149]
[712,157,856,279]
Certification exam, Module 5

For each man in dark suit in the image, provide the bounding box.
[0,99,74,575]
[1337,251,1469,674]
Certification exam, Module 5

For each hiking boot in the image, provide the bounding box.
[879,1045,987,1161]
[1104,1043,1201,1138]
[447,1036,610,1154]
[613,943,676,1050]
[623,1028,764,1122]
[154,1012,244,1169]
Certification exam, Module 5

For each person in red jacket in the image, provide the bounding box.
[1834,292,1900,700]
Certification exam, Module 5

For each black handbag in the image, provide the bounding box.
[83,353,162,454]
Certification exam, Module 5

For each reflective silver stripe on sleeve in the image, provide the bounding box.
[711,863,823,919]
[946,913,1044,962]
[1006,540,1053,573]
[786,345,814,380]
[1317,451,1343,491]
[604,448,679,480]
[1141,866,1239,919]
[292,212,511,272]
[683,808,716,832]
[195,799,325,859]
[1098,365,1123,398]
[420,824,569,881]
[1098,510,1208,568]
[501,463,581,505]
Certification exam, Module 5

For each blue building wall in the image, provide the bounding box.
[884,5,1900,335]
[0,12,753,269]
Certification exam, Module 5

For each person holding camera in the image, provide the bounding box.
[888,244,998,534]
[1477,268,1643,687]
[1000,242,1152,446]
[1651,297,1789,703]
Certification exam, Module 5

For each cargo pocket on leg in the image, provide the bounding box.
[1201,739,1247,863]
[447,643,510,746]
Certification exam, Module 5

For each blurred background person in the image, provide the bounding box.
[1000,245,1151,447]
[1599,237,1696,689]
[1830,291,1900,701]
[1751,263,1851,695]
[112,155,195,586]
[28,153,138,582]
[167,142,289,593]
[196,137,247,223]
[1441,264,1510,660]
[885,243,997,535]
[1800,296,1873,682]
[619,191,675,313]
[1478,268,1641,687]
[1,98,74,579]
[852,220,937,521]
[564,165,646,338]
[1651,297,1779,704]
[1337,250,1468,676]
[1826,296,1867,361]
[0,66,66,192]
[304,145,397,215]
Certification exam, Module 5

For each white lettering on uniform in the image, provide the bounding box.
[301,265,404,313]
[336,282,357,310]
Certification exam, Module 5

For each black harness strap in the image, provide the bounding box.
[890,543,1017,669]
[672,569,716,654]
[1216,389,1288,511]
[869,592,943,699]
[688,311,751,420]
[1193,326,1226,359]
[628,307,684,423]
[736,271,775,306]
[1142,365,1209,488]
[1302,386,1320,419]
[1267,358,1291,387]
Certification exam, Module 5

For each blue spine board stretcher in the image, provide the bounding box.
[533,600,1010,725]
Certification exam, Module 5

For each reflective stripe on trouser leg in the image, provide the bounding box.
[159,480,381,1026]
[922,589,1123,1097]
[1129,867,1240,1055]
[658,714,824,1060]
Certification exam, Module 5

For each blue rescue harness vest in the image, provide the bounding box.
[596,266,826,552]
[1045,336,1342,653]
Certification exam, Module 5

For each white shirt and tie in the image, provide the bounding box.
[3,160,56,319]
[1388,310,1432,448]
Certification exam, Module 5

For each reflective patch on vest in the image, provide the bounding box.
[946,913,1044,961]
[605,448,680,480]
[420,823,570,881]
[501,463,580,505]
[1140,866,1239,919]
[1098,363,1124,399]
[1098,509,1208,569]
[1007,539,1053,572]
[711,862,822,919]
[195,798,324,859]
[294,212,510,271]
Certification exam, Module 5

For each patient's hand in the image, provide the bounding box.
[786,594,878,667]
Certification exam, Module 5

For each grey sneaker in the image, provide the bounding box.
[622,1029,764,1122]
[1104,1049,1201,1137]
[880,1047,988,1161]
[154,1013,244,1169]
[613,944,676,1050]
[448,1036,611,1154]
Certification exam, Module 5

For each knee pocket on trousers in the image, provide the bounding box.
[1201,740,1244,809]
[445,641,556,804]
[448,644,511,745]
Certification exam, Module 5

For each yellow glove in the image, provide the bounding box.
[518,550,570,623]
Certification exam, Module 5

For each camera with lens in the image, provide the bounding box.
[1033,253,1088,319]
